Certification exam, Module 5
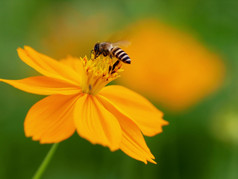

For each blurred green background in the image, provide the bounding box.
[1,0,238,178]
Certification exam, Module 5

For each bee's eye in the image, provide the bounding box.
[94,43,99,52]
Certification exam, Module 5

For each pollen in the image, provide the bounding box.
[80,56,123,95]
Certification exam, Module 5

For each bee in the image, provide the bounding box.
[92,41,131,72]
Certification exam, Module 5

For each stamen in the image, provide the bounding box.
[80,56,123,95]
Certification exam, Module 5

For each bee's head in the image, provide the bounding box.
[93,42,101,58]
[94,43,100,53]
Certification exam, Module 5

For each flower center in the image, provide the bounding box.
[80,56,123,95]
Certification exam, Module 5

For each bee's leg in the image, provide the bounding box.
[112,60,120,72]
[109,65,112,72]
[109,59,119,73]
[103,52,106,56]
[108,59,113,73]
[108,53,116,73]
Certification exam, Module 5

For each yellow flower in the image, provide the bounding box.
[0,46,168,164]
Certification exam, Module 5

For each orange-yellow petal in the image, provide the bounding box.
[60,56,85,75]
[97,95,156,164]
[74,94,121,151]
[25,94,79,143]
[99,85,168,136]
[17,46,81,85]
[0,76,81,95]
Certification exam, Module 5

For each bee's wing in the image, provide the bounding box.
[112,41,131,48]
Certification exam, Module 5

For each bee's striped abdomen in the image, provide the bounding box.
[111,47,131,64]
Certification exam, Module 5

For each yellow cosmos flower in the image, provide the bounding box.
[0,46,168,164]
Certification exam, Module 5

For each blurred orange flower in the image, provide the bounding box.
[119,20,225,111]
[0,46,168,164]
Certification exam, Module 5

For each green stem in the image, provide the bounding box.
[33,143,59,179]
